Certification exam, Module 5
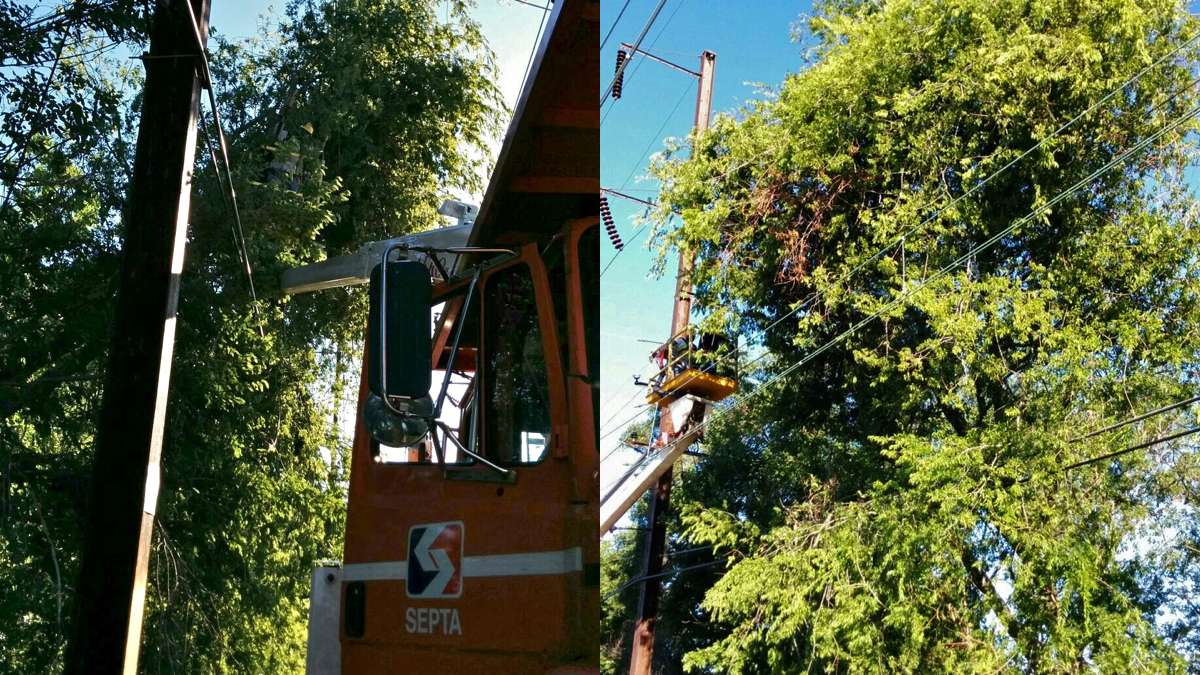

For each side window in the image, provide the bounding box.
[484,264,551,464]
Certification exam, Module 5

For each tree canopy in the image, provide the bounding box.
[605,0,1200,672]
[0,1,502,672]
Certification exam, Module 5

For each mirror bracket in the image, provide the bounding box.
[432,268,481,419]
[435,421,514,482]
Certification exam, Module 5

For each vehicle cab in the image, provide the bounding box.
[302,1,600,672]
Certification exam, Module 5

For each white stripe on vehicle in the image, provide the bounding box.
[341,547,582,582]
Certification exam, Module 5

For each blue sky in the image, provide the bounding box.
[599,0,815,490]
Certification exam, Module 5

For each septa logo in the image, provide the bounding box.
[406,521,463,598]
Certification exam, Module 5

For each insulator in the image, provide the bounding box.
[600,195,623,251]
[606,223,623,251]
[613,50,627,100]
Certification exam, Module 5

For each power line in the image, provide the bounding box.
[600,385,651,439]
[199,109,246,276]
[17,1,107,32]
[0,34,65,214]
[605,396,1200,609]
[665,544,711,558]
[599,0,692,284]
[599,359,656,421]
[1071,395,1200,442]
[1059,425,1200,474]
[600,372,657,429]
[1,39,123,68]
[600,87,1200,442]
[599,211,659,278]
[600,0,632,52]
[179,0,265,337]
[515,0,551,104]
[602,187,658,208]
[603,559,723,601]
[619,79,692,190]
[600,444,625,464]
[601,446,653,503]
[601,0,668,105]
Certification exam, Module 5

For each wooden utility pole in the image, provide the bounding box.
[630,49,715,675]
[64,0,210,672]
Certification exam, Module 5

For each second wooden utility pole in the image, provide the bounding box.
[629,48,715,675]
[64,1,210,673]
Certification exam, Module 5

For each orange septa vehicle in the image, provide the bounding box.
[301,1,600,670]
[336,219,599,674]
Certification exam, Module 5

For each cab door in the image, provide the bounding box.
[339,242,589,674]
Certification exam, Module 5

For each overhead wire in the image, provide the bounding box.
[755,33,1200,340]
[646,101,1195,443]
[515,0,551,102]
[1070,394,1200,442]
[1,39,123,68]
[599,0,631,52]
[598,0,691,274]
[616,0,685,105]
[603,559,724,601]
[16,2,98,31]
[601,446,653,503]
[600,384,651,440]
[602,187,659,207]
[1007,391,1200,481]
[618,78,693,190]
[178,0,265,337]
[595,44,1200,441]
[0,32,65,214]
[199,109,248,276]
[1057,425,1200,475]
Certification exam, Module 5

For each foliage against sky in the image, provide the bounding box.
[0,1,502,672]
[603,0,1200,672]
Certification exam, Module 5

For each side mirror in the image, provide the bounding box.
[366,259,433,447]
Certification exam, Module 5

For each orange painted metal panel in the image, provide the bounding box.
[340,226,597,673]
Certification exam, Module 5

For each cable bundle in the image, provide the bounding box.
[601,195,623,251]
